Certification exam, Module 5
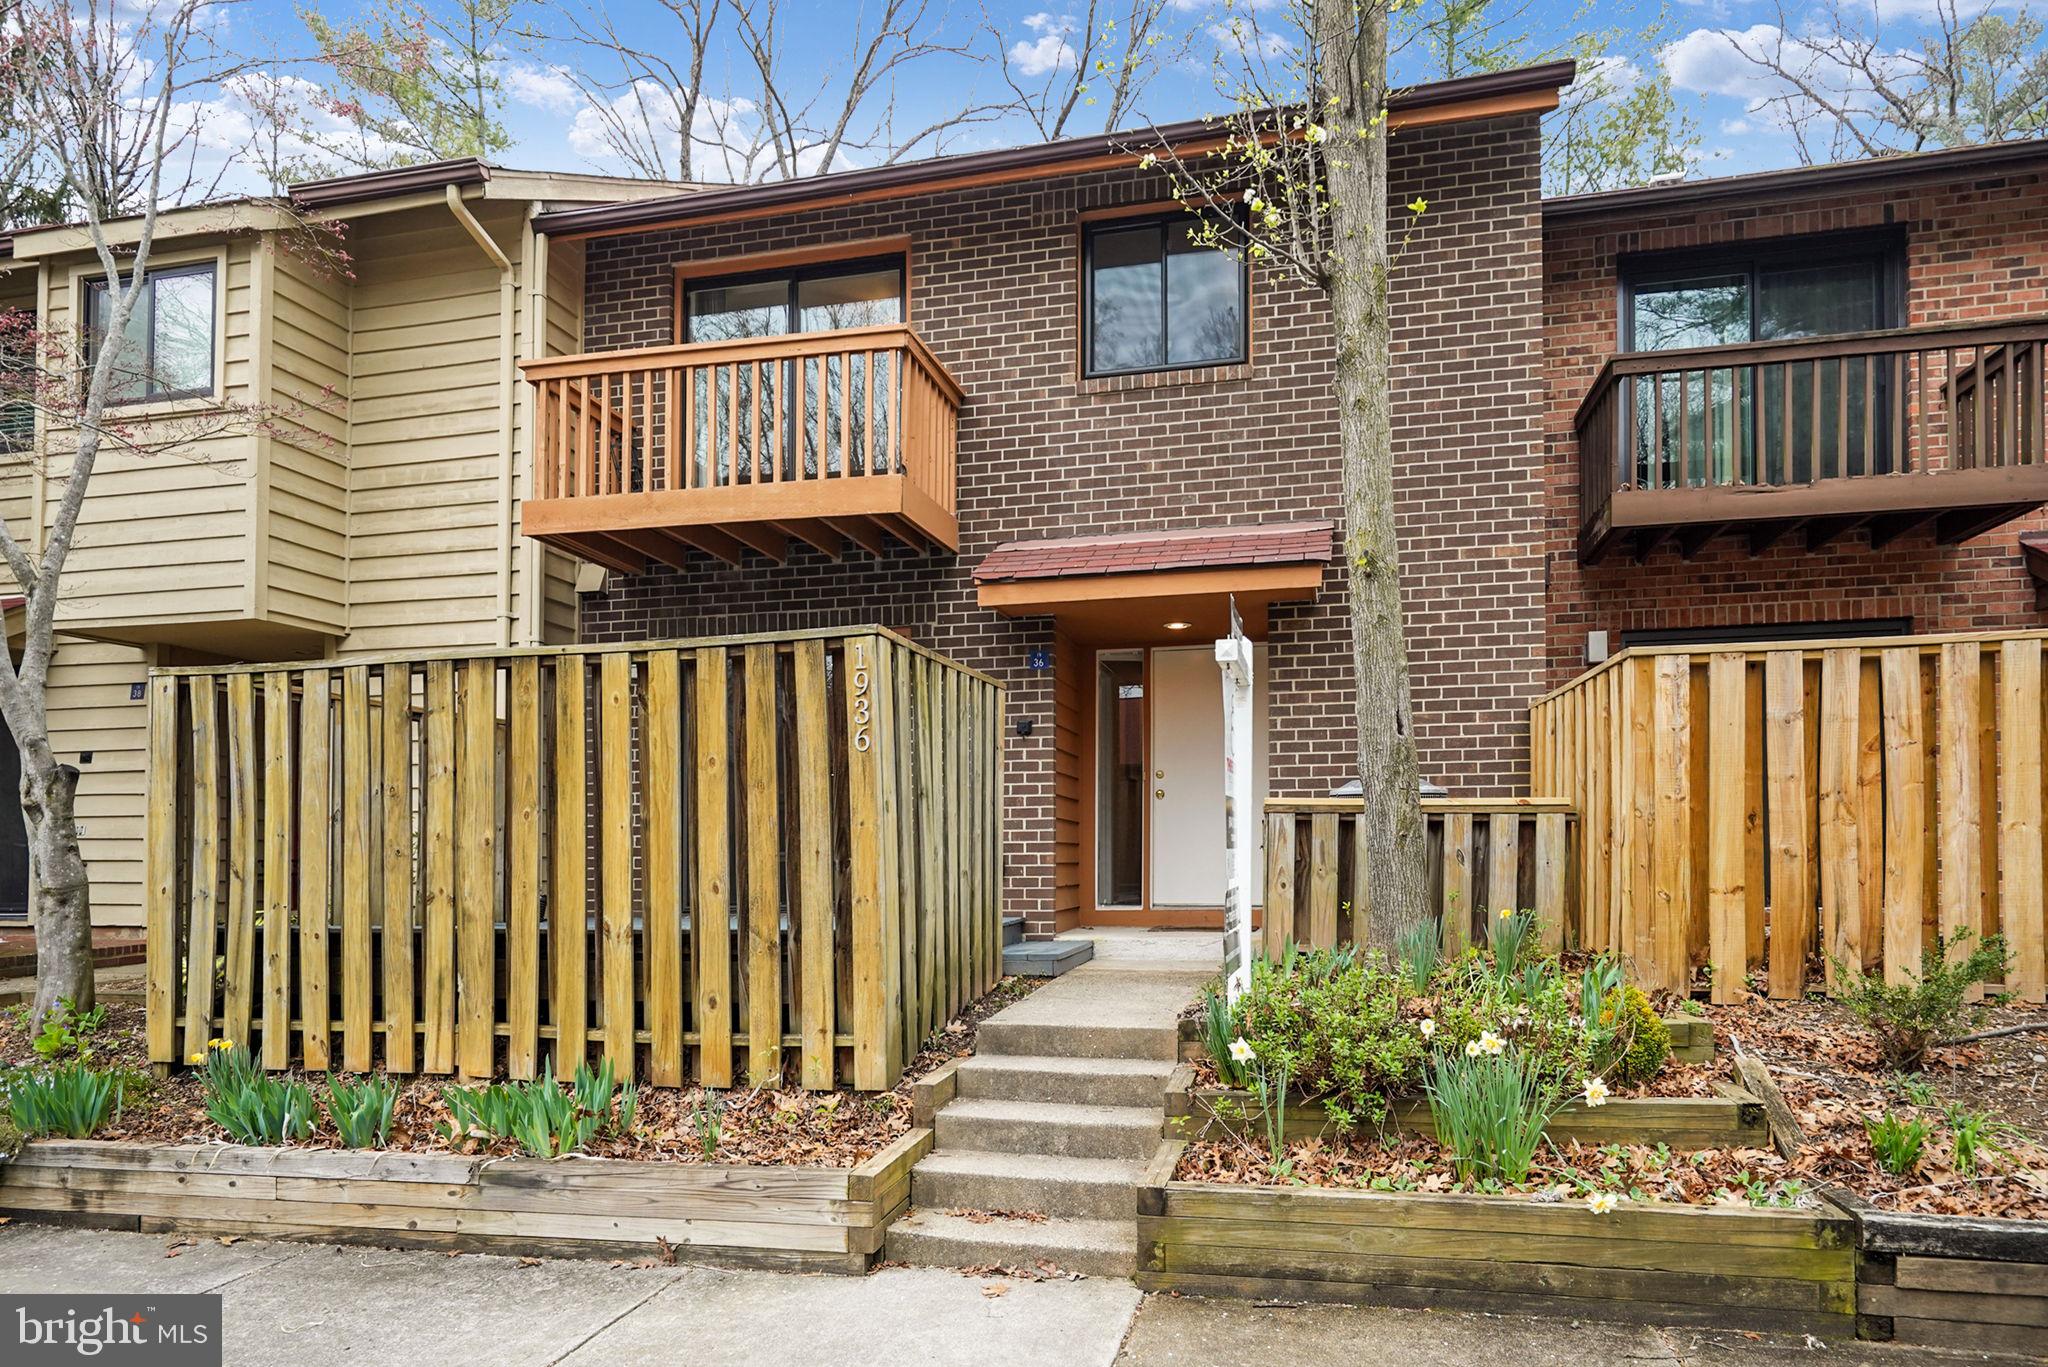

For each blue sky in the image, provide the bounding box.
[206,0,2043,188]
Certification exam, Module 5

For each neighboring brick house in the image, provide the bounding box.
[1542,139,2048,688]
[526,64,1570,934]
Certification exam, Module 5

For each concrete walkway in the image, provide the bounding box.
[0,1223,2020,1367]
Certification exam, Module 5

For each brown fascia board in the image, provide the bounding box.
[532,59,1578,239]
[1544,135,2048,221]
[290,157,493,209]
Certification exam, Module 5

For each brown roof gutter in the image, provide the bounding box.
[535,60,1577,241]
[292,157,492,210]
[1544,135,2048,221]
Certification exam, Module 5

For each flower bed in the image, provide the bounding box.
[0,1129,930,1273]
[1136,1141,1858,1334]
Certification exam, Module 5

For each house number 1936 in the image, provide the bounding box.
[851,640,873,752]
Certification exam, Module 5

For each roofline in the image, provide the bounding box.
[290,157,492,209]
[535,60,1576,240]
[1543,135,2048,221]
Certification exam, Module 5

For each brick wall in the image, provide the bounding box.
[1542,165,2048,688]
[576,113,1549,928]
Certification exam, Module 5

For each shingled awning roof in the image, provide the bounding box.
[974,521,1334,583]
[974,522,1333,644]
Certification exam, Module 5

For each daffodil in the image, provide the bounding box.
[1497,907,1515,921]
[1229,1036,1256,1064]
[1418,1018,1436,1040]
[1582,1077,1610,1108]
[1586,1192,1621,1216]
[1464,1039,1483,1057]
[187,1053,204,1065]
[1476,1030,1505,1056]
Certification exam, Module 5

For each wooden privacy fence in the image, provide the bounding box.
[1260,799,1575,958]
[142,628,1004,1092]
[1531,630,2048,1003]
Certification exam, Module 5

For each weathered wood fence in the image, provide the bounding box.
[142,628,1003,1091]
[1260,799,1575,957]
[1531,630,2048,1003]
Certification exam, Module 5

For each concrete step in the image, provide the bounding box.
[1001,939,1093,978]
[975,1018,1179,1062]
[884,1208,1137,1279]
[955,1053,1176,1109]
[1001,915,1025,948]
[933,1097,1162,1162]
[909,1149,1142,1221]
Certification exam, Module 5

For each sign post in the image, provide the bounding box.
[1215,598,1256,1002]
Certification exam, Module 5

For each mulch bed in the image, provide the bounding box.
[1178,991,2048,1220]
[0,974,1044,1169]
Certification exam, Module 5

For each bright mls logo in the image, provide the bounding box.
[3,1295,220,1365]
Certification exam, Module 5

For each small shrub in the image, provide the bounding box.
[1234,950,1423,1129]
[200,1045,314,1145]
[325,1076,396,1148]
[6,1062,122,1138]
[1867,1112,1932,1175]
[1394,917,1441,994]
[1832,931,2010,1070]
[1602,986,1671,1087]
[1425,1045,1560,1185]
[1198,986,1245,1088]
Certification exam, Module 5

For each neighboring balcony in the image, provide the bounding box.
[519,323,963,570]
[1574,318,2048,563]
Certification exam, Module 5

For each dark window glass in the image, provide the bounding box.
[1631,274,1748,352]
[1757,262,1881,340]
[683,259,903,341]
[87,263,216,402]
[1084,216,1246,377]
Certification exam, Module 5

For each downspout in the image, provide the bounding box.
[445,184,517,648]
[521,213,549,646]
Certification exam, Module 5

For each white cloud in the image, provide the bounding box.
[506,62,580,115]
[1010,12,1077,77]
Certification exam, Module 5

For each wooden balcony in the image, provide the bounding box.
[520,324,962,571]
[1574,318,2048,564]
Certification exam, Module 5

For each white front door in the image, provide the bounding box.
[1148,644,1268,907]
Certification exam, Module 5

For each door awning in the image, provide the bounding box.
[974,521,1332,643]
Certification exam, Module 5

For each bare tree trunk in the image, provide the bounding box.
[1316,0,1426,947]
[22,733,92,1019]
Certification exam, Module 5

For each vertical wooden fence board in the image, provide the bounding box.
[1935,642,1984,991]
[1534,812,1567,947]
[847,635,886,1088]
[2000,639,2047,1001]
[144,677,179,1065]
[1307,812,1339,949]
[1622,658,1657,984]
[1686,663,1711,971]
[643,651,685,1087]
[1880,648,1928,985]
[1585,670,1611,953]
[1264,812,1297,957]
[1818,649,1865,992]
[421,662,457,1074]
[1706,653,1748,1004]
[338,668,374,1071]
[1855,657,1887,975]
[1744,661,1768,970]
[1486,813,1520,921]
[1651,656,1693,995]
[182,675,222,1060]
[455,660,498,1080]
[295,671,330,1071]
[1764,652,1813,999]
[695,646,734,1088]
[379,663,415,1074]
[261,673,295,1070]
[550,658,587,1079]
[876,639,907,1079]
[505,657,542,1079]
[917,655,941,1045]
[1348,807,1371,946]
[600,652,636,1075]
[743,644,782,1085]
[222,675,258,1051]
[1441,813,1472,955]
[794,641,835,1088]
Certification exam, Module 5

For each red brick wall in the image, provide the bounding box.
[575,114,1549,928]
[1542,165,2048,688]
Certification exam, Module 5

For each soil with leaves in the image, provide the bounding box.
[1181,993,2048,1220]
[0,974,1042,1168]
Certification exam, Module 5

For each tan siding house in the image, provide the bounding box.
[0,165,686,925]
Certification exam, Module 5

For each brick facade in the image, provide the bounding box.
[1542,162,2048,688]
[574,113,1550,930]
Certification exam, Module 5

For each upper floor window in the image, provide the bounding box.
[1623,232,1900,352]
[1082,215,1247,378]
[86,262,216,404]
[683,256,903,342]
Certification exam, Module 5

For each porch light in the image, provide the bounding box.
[1163,621,1192,631]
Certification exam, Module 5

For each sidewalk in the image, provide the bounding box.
[0,1223,2020,1367]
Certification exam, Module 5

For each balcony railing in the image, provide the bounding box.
[1574,318,2048,563]
[520,323,963,568]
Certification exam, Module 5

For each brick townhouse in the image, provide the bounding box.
[521,62,1572,935]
